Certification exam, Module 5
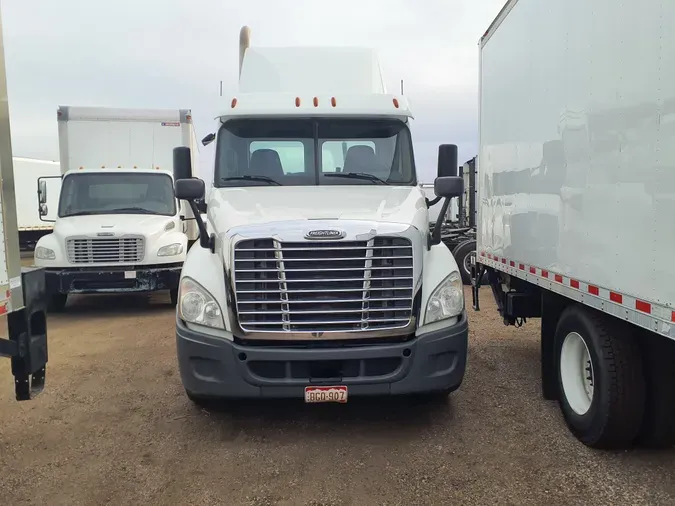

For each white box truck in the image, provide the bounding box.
[0,6,48,401]
[13,156,61,250]
[171,26,469,406]
[33,106,200,311]
[473,0,675,449]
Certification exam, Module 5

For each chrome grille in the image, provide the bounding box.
[66,237,145,264]
[233,237,414,332]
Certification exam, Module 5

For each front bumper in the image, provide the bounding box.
[45,263,182,295]
[176,312,469,399]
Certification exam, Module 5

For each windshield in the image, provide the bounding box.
[57,172,177,218]
[214,118,417,187]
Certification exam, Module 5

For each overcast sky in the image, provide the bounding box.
[3,0,505,183]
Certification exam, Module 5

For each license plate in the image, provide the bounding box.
[304,385,348,404]
[124,271,137,279]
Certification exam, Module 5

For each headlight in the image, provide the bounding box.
[157,243,184,256]
[424,271,464,324]
[35,246,55,260]
[178,277,224,329]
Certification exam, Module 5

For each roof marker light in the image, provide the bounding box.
[393,98,400,108]
[313,97,319,107]
[231,98,238,108]
[331,97,336,107]
[295,97,301,107]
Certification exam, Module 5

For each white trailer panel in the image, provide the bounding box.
[478,0,675,336]
[13,157,61,230]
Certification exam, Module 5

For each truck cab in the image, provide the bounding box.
[173,27,468,404]
[33,106,199,311]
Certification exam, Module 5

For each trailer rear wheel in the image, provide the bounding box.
[555,305,645,449]
[637,338,675,448]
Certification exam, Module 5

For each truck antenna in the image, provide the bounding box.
[219,80,223,97]
[400,79,404,95]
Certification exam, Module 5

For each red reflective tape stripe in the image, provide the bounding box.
[529,267,536,274]
[519,264,525,270]
[610,292,623,304]
[510,261,515,267]
[501,258,507,264]
[570,279,580,289]
[0,305,6,315]
[672,311,675,322]
[480,252,486,257]
[588,285,599,296]
[635,300,651,314]
[541,270,549,278]
[554,274,563,283]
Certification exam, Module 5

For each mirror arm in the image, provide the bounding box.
[425,196,442,208]
[187,200,214,253]
[429,197,451,248]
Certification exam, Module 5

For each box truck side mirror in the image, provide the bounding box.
[437,144,459,178]
[39,203,48,217]
[38,179,47,204]
[201,133,216,146]
[434,176,464,199]
[175,178,205,200]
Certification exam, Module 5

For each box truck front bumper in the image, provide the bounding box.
[45,263,182,295]
[176,312,468,400]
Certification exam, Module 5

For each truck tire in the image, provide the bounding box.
[636,338,675,448]
[48,293,68,313]
[452,240,476,285]
[554,305,645,449]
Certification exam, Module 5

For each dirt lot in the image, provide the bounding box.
[0,286,673,506]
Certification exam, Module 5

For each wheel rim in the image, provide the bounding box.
[560,331,594,415]
[463,250,475,276]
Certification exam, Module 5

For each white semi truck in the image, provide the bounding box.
[0,4,48,400]
[473,0,675,449]
[33,106,200,311]
[13,156,61,250]
[171,26,468,405]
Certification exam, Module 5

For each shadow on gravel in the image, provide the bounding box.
[189,395,454,443]
[51,292,175,318]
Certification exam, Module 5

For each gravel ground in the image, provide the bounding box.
[0,286,673,505]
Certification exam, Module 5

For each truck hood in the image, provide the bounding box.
[207,185,429,231]
[52,213,179,238]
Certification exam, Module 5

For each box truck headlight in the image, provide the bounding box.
[178,277,224,329]
[157,243,184,257]
[35,246,56,260]
[425,271,464,324]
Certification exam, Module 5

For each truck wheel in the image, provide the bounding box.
[636,338,675,448]
[452,240,476,285]
[555,305,645,449]
[170,287,179,306]
[48,293,68,313]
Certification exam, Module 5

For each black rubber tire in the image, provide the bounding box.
[48,293,68,313]
[554,305,646,449]
[636,338,675,448]
[452,240,476,285]
[170,287,179,306]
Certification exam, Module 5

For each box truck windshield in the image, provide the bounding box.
[58,172,177,217]
[215,118,416,187]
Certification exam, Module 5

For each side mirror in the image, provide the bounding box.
[38,179,47,204]
[201,133,216,146]
[434,176,464,198]
[175,178,205,200]
[173,146,193,182]
[39,203,48,217]
[437,144,458,178]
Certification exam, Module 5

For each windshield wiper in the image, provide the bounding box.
[62,210,103,217]
[106,207,158,214]
[221,175,281,186]
[324,172,388,185]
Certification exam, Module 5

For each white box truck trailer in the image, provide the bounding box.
[171,26,469,406]
[13,156,61,250]
[473,0,675,449]
[33,106,200,311]
[0,6,48,401]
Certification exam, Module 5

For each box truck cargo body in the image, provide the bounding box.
[33,106,199,311]
[13,157,61,249]
[473,0,675,449]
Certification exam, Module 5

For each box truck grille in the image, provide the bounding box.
[233,237,414,333]
[66,237,145,264]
